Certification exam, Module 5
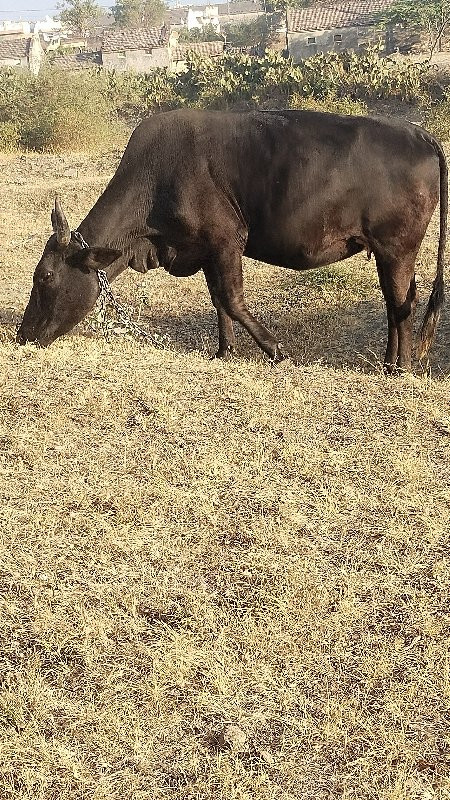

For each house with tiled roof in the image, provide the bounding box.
[167,1,264,32]
[51,51,102,71]
[217,0,264,25]
[101,26,170,71]
[287,0,395,61]
[0,33,45,74]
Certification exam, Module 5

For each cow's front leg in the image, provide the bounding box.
[216,305,236,359]
[204,271,236,358]
[205,250,287,362]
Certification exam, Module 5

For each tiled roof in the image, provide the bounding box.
[51,51,102,70]
[0,38,29,59]
[172,40,224,60]
[102,27,169,53]
[217,0,264,15]
[287,0,393,32]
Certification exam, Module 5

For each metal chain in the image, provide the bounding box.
[96,269,160,344]
[71,229,162,346]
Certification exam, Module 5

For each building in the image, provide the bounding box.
[0,33,45,74]
[168,1,264,33]
[287,0,394,61]
[0,20,31,37]
[186,5,220,31]
[50,51,102,70]
[101,27,170,71]
[217,0,265,27]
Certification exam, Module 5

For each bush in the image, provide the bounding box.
[0,121,20,150]
[169,47,428,110]
[0,48,437,153]
[421,91,450,141]
[104,68,179,123]
[0,66,127,152]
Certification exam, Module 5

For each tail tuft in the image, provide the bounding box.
[418,279,445,360]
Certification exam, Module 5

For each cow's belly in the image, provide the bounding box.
[245,232,366,270]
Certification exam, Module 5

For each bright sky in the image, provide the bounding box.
[0,1,114,20]
[0,0,59,20]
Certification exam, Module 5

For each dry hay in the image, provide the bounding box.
[0,151,449,800]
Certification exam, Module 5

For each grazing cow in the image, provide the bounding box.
[18,109,446,371]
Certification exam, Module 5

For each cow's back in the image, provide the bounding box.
[114,109,440,270]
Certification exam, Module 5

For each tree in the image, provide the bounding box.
[57,0,100,38]
[223,16,279,49]
[178,24,222,43]
[111,0,168,28]
[380,0,450,60]
[265,0,314,14]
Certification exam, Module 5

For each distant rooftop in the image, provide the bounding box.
[102,26,169,52]
[217,1,264,15]
[287,0,393,32]
[51,50,102,69]
[172,39,224,59]
[0,37,30,58]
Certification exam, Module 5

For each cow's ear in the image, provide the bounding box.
[72,247,122,273]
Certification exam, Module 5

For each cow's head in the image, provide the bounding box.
[17,197,121,347]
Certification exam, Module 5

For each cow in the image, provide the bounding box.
[17,108,446,371]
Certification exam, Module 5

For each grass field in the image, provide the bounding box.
[0,150,449,800]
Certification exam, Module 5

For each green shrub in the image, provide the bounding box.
[168,47,428,111]
[0,121,20,150]
[0,66,127,152]
[421,91,450,141]
[0,49,437,153]
[105,68,179,123]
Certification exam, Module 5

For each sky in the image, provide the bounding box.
[0,0,112,21]
[0,0,58,19]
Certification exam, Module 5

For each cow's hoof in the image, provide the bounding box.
[383,362,409,376]
[271,344,287,364]
[213,345,235,361]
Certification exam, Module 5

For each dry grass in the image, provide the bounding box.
[0,150,449,800]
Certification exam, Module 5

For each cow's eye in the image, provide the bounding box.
[40,270,54,284]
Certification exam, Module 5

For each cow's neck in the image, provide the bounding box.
[77,178,150,279]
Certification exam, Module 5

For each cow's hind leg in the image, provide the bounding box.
[376,255,417,373]
[204,249,287,362]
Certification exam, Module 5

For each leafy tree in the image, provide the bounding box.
[223,16,279,49]
[57,0,100,37]
[178,24,222,43]
[380,0,450,59]
[111,0,167,28]
[265,0,314,14]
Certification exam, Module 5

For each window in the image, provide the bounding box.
[117,51,126,59]
[333,33,343,42]
[307,36,316,44]
[145,49,153,54]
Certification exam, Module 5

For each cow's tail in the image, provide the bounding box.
[418,132,447,361]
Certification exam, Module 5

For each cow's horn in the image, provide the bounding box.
[52,195,71,247]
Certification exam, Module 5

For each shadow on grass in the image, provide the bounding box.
[135,298,450,376]
[4,298,449,377]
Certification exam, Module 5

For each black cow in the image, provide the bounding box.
[18,109,446,371]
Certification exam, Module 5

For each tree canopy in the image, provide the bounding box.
[111,0,167,28]
[177,24,222,43]
[381,0,450,58]
[57,0,101,37]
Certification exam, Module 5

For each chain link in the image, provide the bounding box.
[96,269,161,344]
[72,229,163,346]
